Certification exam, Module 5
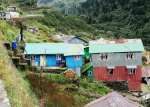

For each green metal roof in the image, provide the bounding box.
[64,44,84,56]
[89,42,144,53]
[24,43,68,55]
[81,62,92,73]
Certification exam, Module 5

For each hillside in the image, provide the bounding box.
[37,0,86,15]
[78,0,150,45]
[0,21,37,107]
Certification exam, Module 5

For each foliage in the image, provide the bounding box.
[80,78,110,95]
[79,0,150,45]
[26,73,77,107]
[0,44,37,107]
[38,9,97,38]
[45,73,73,84]
[142,56,148,65]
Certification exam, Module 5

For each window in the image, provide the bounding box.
[30,55,36,60]
[98,53,108,60]
[127,69,136,74]
[126,53,136,59]
[108,69,114,75]
[88,71,92,76]
[56,55,61,60]
[74,55,80,60]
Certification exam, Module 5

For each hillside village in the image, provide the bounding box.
[0,0,150,107]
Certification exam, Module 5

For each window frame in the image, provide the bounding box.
[74,55,80,61]
[56,54,61,60]
[30,55,36,61]
[126,52,136,59]
[127,69,136,74]
[88,71,92,76]
[108,69,114,75]
[98,53,108,60]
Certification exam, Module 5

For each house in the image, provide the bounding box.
[142,67,150,86]
[24,43,68,67]
[81,62,93,81]
[52,34,89,46]
[8,12,19,21]
[68,36,88,46]
[64,43,84,77]
[7,6,17,11]
[0,12,19,21]
[24,43,84,76]
[25,26,39,33]
[64,69,75,78]
[89,39,144,91]
[84,91,143,107]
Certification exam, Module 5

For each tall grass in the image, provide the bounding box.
[26,73,77,107]
[0,44,37,107]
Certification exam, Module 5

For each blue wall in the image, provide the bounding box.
[46,55,64,66]
[26,55,64,67]
[66,55,82,71]
[69,37,88,45]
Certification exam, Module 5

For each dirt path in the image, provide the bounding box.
[0,79,11,107]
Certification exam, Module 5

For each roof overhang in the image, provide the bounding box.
[107,66,115,69]
[126,66,137,69]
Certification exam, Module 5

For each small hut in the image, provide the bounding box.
[64,69,75,78]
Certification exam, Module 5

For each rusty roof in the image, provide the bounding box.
[142,67,150,77]
[84,91,143,107]
[90,38,143,44]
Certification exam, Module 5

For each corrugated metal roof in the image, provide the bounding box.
[81,62,92,73]
[24,43,68,54]
[84,91,143,107]
[61,35,75,42]
[54,34,75,42]
[142,67,150,77]
[64,44,84,56]
[89,42,144,53]
[64,69,75,73]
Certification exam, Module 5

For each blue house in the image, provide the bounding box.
[24,43,68,67]
[68,36,88,46]
[64,44,84,76]
[52,34,88,46]
[24,43,84,76]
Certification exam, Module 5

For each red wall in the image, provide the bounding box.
[94,66,142,90]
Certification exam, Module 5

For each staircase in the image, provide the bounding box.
[4,42,28,71]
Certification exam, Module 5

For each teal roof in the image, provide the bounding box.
[24,43,68,54]
[81,62,92,73]
[89,42,144,53]
[64,44,84,56]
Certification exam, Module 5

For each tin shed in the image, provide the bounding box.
[64,69,75,78]
[89,39,144,91]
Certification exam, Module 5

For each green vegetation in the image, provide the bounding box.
[23,72,110,107]
[0,41,37,106]
[79,0,150,45]
[38,9,98,39]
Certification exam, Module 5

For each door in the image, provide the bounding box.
[40,55,46,66]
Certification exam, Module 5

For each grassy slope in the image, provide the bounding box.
[0,20,37,107]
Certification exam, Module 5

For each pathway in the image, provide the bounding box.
[0,79,11,107]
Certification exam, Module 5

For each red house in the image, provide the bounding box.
[89,39,144,91]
